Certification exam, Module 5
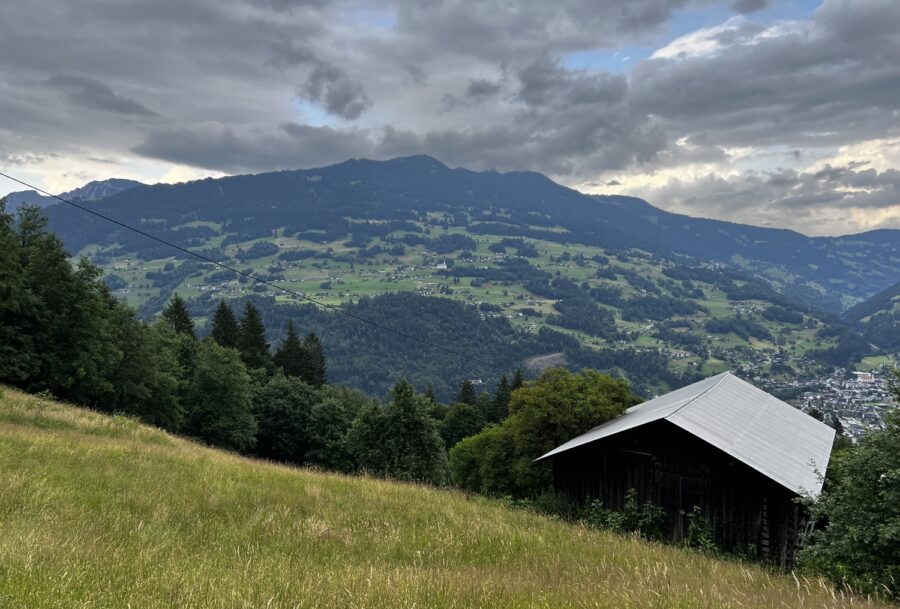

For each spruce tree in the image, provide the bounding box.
[423,383,437,404]
[300,332,327,387]
[511,368,525,391]
[161,294,195,339]
[456,379,477,406]
[210,300,239,349]
[238,302,271,371]
[274,319,306,378]
[491,374,512,422]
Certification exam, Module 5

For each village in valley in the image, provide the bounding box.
[751,365,898,440]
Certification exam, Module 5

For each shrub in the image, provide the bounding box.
[582,489,666,540]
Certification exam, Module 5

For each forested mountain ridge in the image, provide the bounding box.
[43,155,898,311]
[842,280,900,352]
[12,155,895,396]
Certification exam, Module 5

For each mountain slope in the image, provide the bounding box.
[843,280,900,351]
[0,386,887,609]
[43,156,898,310]
[4,178,142,213]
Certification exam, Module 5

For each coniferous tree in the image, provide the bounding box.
[511,368,525,391]
[423,383,437,404]
[491,374,512,422]
[210,300,240,349]
[0,199,30,384]
[161,294,195,339]
[237,302,271,371]
[456,379,477,406]
[274,319,306,378]
[300,331,327,387]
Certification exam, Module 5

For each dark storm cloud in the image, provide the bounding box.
[45,74,159,117]
[300,63,373,120]
[133,122,380,173]
[730,0,768,13]
[631,1,900,148]
[2,0,899,232]
[392,0,714,60]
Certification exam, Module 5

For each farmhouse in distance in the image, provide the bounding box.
[540,372,836,566]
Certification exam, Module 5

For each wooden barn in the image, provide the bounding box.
[538,372,835,566]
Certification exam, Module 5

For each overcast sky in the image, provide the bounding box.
[1,0,898,236]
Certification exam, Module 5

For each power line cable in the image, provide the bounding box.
[0,171,505,371]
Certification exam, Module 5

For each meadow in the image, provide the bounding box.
[0,386,890,609]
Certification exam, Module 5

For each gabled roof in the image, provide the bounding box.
[537,372,835,498]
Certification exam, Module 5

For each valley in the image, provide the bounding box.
[6,156,898,402]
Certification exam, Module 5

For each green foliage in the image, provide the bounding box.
[440,402,485,449]
[300,332,327,388]
[450,368,635,497]
[684,506,717,553]
[506,368,636,493]
[161,294,196,338]
[106,314,185,431]
[347,379,449,485]
[238,302,272,371]
[304,386,371,472]
[184,339,257,452]
[273,319,305,378]
[210,300,240,349]
[802,392,900,599]
[490,375,512,423]
[449,424,517,495]
[582,489,667,541]
[252,373,318,463]
[456,379,477,406]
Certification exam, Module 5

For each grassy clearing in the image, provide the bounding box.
[0,387,889,609]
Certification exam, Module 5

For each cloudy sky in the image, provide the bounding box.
[1,0,898,236]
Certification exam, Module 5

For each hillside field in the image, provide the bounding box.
[0,386,889,609]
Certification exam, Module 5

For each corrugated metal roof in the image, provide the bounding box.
[537,372,835,498]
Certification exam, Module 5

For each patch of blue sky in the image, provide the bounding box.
[342,6,396,29]
[666,0,820,39]
[562,48,651,72]
[562,1,821,73]
[292,99,336,128]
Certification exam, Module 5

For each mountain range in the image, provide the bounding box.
[37,156,898,313]
[3,156,897,397]
[4,178,142,214]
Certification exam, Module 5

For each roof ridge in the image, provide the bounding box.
[665,371,732,419]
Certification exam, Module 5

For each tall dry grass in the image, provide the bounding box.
[0,386,890,609]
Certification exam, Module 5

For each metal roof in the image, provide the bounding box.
[537,372,835,498]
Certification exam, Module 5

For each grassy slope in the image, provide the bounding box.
[0,387,886,609]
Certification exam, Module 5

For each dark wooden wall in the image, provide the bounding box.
[551,420,807,566]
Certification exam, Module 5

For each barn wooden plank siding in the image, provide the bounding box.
[539,372,835,566]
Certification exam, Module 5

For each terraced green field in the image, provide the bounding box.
[90,218,845,380]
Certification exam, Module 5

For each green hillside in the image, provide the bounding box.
[93,213,854,394]
[0,387,888,609]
